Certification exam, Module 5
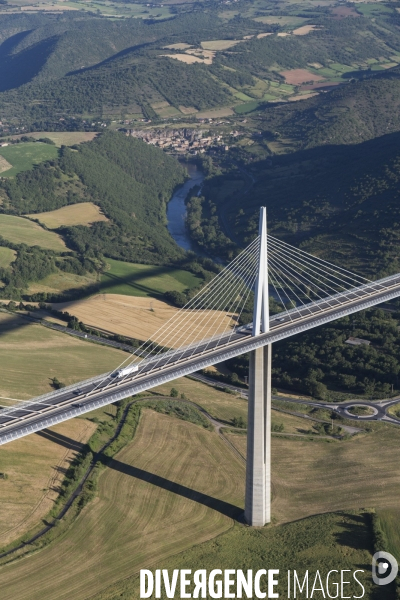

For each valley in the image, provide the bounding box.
[0,1,400,598]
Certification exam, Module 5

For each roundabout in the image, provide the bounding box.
[343,404,378,419]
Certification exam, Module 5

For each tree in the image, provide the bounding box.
[170,388,179,397]
[51,377,66,390]
[232,416,246,428]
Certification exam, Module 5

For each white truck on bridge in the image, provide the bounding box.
[113,364,139,378]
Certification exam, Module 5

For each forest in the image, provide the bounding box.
[198,129,400,278]
[256,66,400,150]
[226,308,400,400]
[1,7,400,123]
[0,132,221,300]
[2,132,186,263]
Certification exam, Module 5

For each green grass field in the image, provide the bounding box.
[0,312,125,399]
[100,258,201,297]
[0,214,66,251]
[376,508,400,561]
[387,402,400,419]
[356,3,393,17]
[26,269,98,295]
[234,101,260,114]
[0,143,58,177]
[154,377,249,424]
[0,246,16,268]
[330,62,355,73]
[9,132,98,147]
[94,511,379,600]
[347,405,375,416]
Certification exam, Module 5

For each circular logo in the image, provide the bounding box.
[372,551,398,586]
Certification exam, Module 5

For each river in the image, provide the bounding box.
[166,162,204,252]
[166,161,280,299]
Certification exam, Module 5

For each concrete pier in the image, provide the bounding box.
[244,344,272,526]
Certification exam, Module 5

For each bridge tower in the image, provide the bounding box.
[244,206,271,527]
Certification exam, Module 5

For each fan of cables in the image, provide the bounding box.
[92,237,260,392]
[94,233,375,391]
[267,235,373,318]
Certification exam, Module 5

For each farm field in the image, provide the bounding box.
[254,15,308,26]
[289,92,319,101]
[0,312,124,400]
[234,101,260,114]
[0,247,16,268]
[0,418,96,548]
[8,132,98,147]
[3,400,394,599]
[0,410,244,600]
[226,424,400,524]
[26,270,98,295]
[0,215,66,251]
[293,24,319,35]
[331,5,360,18]
[196,107,234,118]
[100,258,201,297]
[280,68,325,85]
[163,53,208,65]
[0,142,58,177]
[53,293,235,346]
[201,39,244,50]
[27,202,108,229]
[164,43,192,50]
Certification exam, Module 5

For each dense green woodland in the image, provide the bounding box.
[0,11,266,119]
[197,130,400,277]
[1,9,400,121]
[0,132,222,299]
[3,132,185,262]
[258,68,400,149]
[1,59,233,119]
[220,17,400,77]
[226,309,400,400]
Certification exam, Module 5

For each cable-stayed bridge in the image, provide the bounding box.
[1,208,400,525]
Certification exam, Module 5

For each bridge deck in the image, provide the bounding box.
[1,273,400,445]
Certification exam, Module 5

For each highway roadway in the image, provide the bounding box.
[2,271,400,445]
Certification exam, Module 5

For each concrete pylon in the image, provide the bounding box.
[244,207,271,527]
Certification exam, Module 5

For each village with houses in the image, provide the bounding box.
[124,127,241,156]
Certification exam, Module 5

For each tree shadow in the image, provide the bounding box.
[335,512,374,552]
